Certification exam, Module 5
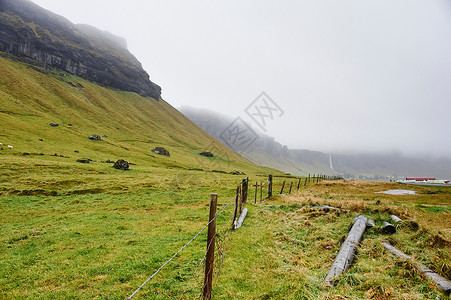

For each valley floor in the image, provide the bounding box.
[1,175,450,299]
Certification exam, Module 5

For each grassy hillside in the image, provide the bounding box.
[0,55,281,195]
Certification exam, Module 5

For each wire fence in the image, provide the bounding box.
[126,174,341,299]
[126,195,236,299]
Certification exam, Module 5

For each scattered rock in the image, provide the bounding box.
[106,159,115,163]
[49,122,59,127]
[38,153,44,155]
[74,150,79,153]
[63,80,76,87]
[76,158,90,163]
[102,134,107,138]
[113,159,130,170]
[152,147,170,157]
[231,170,246,175]
[89,134,102,141]
[199,151,214,157]
[39,139,43,141]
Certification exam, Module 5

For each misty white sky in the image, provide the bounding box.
[32,0,451,158]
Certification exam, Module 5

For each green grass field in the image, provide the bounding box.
[1,178,450,299]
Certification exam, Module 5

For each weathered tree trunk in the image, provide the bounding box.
[366,219,375,228]
[382,242,451,295]
[391,215,402,223]
[235,208,248,229]
[325,215,368,286]
[382,221,396,234]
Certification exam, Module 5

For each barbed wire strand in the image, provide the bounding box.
[177,236,215,300]
[126,194,236,300]
[180,210,235,299]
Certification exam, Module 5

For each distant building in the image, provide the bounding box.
[405,177,436,181]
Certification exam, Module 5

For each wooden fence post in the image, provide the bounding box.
[268,175,273,198]
[297,178,301,190]
[238,184,243,215]
[280,180,285,194]
[308,174,310,183]
[241,179,249,204]
[232,186,239,230]
[203,193,218,300]
[255,182,257,204]
[288,182,293,194]
[260,181,262,202]
[304,177,307,186]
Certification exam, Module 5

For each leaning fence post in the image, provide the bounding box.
[280,180,285,194]
[297,178,301,190]
[203,193,218,300]
[289,182,293,194]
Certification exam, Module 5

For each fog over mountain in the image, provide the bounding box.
[29,0,451,159]
[180,106,451,179]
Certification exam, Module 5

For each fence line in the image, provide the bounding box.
[127,173,342,299]
[126,195,236,300]
[178,237,215,300]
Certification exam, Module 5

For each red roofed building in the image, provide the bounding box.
[405,177,436,181]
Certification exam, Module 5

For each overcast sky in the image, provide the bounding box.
[32,0,451,158]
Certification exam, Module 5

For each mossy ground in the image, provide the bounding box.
[1,179,450,299]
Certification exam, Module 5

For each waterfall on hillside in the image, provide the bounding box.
[329,153,334,170]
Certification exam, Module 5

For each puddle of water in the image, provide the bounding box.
[376,189,417,195]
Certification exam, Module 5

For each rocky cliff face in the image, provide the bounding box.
[0,0,161,99]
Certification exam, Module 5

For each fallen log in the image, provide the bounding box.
[234,208,248,229]
[382,221,396,234]
[353,217,374,228]
[325,215,368,286]
[391,215,402,223]
[382,242,451,295]
[317,205,341,211]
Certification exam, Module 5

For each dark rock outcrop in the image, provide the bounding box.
[88,134,101,141]
[49,122,58,127]
[76,158,90,163]
[231,170,245,175]
[152,147,170,157]
[0,0,161,99]
[199,151,214,157]
[113,159,129,170]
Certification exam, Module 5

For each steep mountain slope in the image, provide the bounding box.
[0,0,161,99]
[0,57,279,194]
[180,106,451,178]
